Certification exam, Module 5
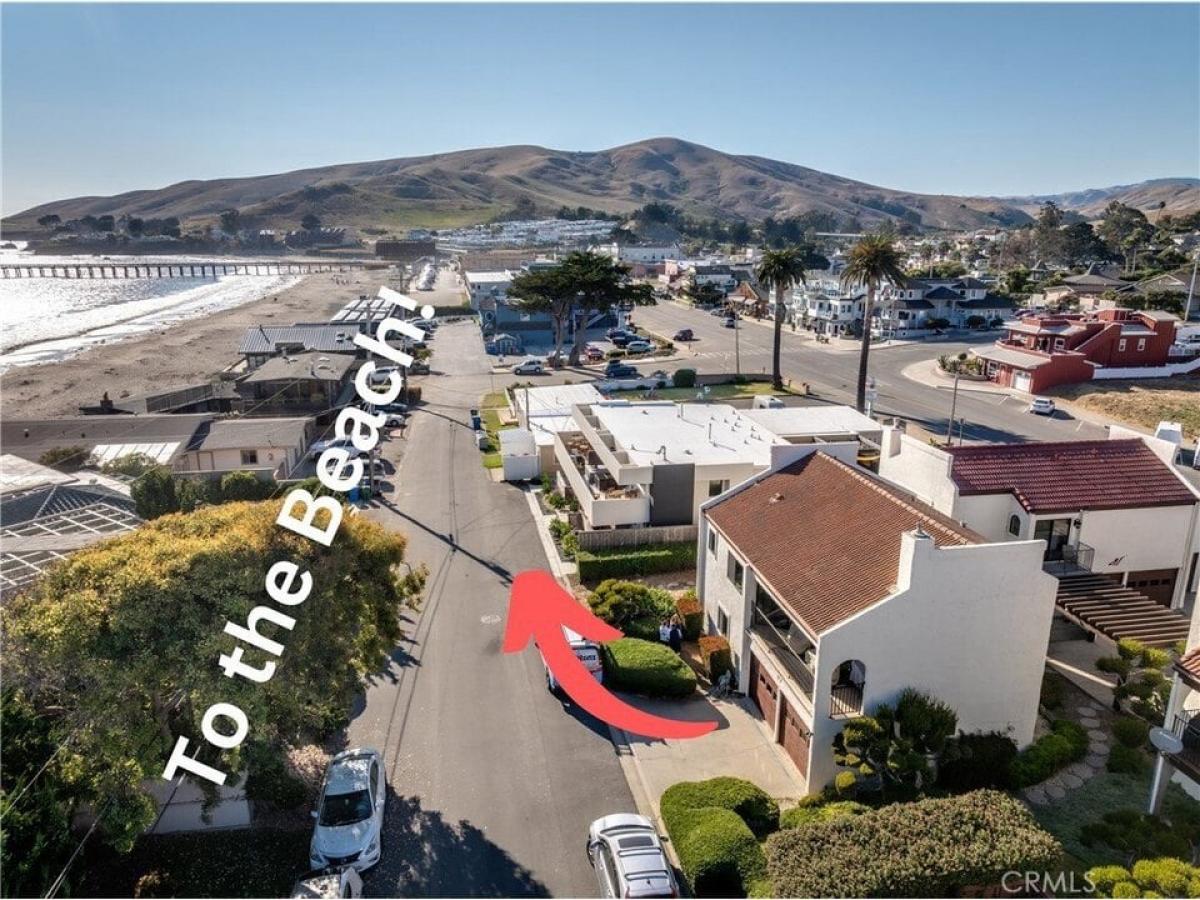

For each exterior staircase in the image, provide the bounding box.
[1055,572,1189,647]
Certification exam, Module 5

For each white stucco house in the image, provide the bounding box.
[697,451,1058,792]
[552,401,874,530]
[877,425,1200,616]
[175,417,313,480]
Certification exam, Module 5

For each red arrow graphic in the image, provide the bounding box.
[503,570,717,740]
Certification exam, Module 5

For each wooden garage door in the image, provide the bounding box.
[1126,569,1178,607]
[749,654,778,727]
[778,698,810,777]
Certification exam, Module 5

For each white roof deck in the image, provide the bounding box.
[590,402,783,467]
[514,383,605,419]
[741,405,882,441]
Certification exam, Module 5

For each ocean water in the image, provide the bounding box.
[0,245,302,370]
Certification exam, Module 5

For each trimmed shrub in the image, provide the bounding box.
[131,466,180,519]
[575,542,696,582]
[673,807,765,898]
[833,771,859,797]
[779,801,868,830]
[1107,743,1149,775]
[1009,719,1089,787]
[588,580,675,641]
[938,732,1018,792]
[673,368,697,388]
[1040,673,1065,711]
[662,777,780,838]
[1088,865,1132,895]
[1088,859,1200,899]
[1080,809,1195,863]
[676,590,703,641]
[764,790,1061,898]
[698,635,733,682]
[219,470,275,502]
[602,638,696,699]
[1113,715,1150,749]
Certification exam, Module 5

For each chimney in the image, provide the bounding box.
[896,524,936,592]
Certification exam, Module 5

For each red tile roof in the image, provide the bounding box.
[1177,648,1200,690]
[706,453,981,636]
[946,439,1196,514]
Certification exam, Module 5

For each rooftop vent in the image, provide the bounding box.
[769,493,784,504]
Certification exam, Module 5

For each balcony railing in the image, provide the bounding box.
[1044,541,1095,575]
[1168,709,1200,779]
[829,683,864,719]
[750,618,814,701]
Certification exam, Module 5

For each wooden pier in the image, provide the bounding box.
[0,259,370,280]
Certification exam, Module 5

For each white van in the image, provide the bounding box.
[752,395,785,409]
[544,627,604,694]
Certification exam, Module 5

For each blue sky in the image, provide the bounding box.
[3,3,1198,214]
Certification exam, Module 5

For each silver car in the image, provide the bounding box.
[587,814,678,898]
[309,748,386,873]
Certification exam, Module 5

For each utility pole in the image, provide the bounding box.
[946,371,961,446]
[1184,253,1199,324]
[734,316,741,377]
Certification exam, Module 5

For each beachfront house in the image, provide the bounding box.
[174,417,313,481]
[239,324,367,370]
[697,451,1057,792]
[233,351,357,416]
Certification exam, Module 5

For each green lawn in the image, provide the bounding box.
[481,390,509,410]
[609,382,786,402]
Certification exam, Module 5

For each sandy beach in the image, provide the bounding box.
[0,270,398,419]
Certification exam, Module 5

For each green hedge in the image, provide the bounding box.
[1112,716,1150,749]
[1009,719,1089,787]
[1087,859,1200,898]
[576,542,697,582]
[661,777,780,838]
[765,790,1061,898]
[602,638,696,699]
[588,580,675,642]
[660,777,776,897]
[676,590,703,641]
[673,368,697,388]
[698,635,733,682]
[779,800,869,830]
[938,732,1018,792]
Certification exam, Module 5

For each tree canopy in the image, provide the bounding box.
[2,500,424,871]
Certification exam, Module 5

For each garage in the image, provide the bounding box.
[778,698,810,776]
[1013,370,1032,393]
[749,653,778,727]
[1126,568,1179,607]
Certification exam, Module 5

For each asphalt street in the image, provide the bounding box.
[628,302,1110,445]
[348,321,634,898]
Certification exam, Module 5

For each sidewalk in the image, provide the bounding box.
[902,357,1017,396]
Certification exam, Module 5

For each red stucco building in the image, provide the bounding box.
[973,308,1180,393]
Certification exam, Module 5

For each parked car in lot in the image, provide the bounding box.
[625,339,654,353]
[604,362,640,379]
[609,332,636,347]
[586,814,678,899]
[1028,397,1056,416]
[672,329,694,341]
[309,749,386,872]
[513,358,545,375]
[709,307,727,316]
[544,627,603,693]
[584,345,605,361]
[308,437,355,461]
[408,360,431,375]
[606,326,626,339]
[367,366,401,387]
[384,413,407,428]
[723,316,737,328]
[752,395,785,409]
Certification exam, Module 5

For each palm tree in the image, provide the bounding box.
[755,248,808,390]
[840,234,906,413]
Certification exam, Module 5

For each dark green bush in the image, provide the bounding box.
[38,445,91,471]
[243,745,308,810]
[1112,716,1150,749]
[765,790,1061,897]
[779,801,868,830]
[938,732,1018,792]
[1080,809,1194,863]
[219,470,275,502]
[662,777,780,838]
[676,590,703,641]
[588,580,675,641]
[1039,673,1066,711]
[660,777,777,897]
[602,638,696,699]
[131,466,180,519]
[576,542,696,582]
[673,368,698,388]
[1106,744,1149,775]
[1010,720,1089,787]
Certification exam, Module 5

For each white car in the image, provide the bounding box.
[513,358,544,375]
[587,814,679,899]
[1028,397,1056,416]
[290,866,362,899]
[625,340,654,354]
[308,437,354,461]
[309,749,386,873]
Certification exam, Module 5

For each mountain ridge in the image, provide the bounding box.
[5,138,1197,234]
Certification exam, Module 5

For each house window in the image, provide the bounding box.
[1137,338,1146,351]
[241,450,259,465]
[1118,339,1127,352]
[707,530,717,555]
[1008,514,1021,537]
[708,479,728,498]
[717,607,729,636]
[1054,338,1065,349]
[727,556,744,590]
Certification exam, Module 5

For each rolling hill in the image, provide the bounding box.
[5,138,1196,235]
[994,178,1200,219]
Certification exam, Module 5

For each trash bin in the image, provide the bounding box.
[475,429,488,450]
[470,408,482,430]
